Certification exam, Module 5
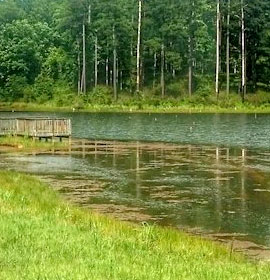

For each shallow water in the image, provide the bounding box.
[1,140,270,248]
[1,112,270,248]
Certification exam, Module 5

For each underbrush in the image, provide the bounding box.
[1,83,270,112]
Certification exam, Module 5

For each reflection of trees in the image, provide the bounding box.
[215,147,222,227]
[113,141,116,167]
[136,141,141,199]
[240,149,247,232]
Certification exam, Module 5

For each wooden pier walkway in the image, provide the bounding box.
[0,118,72,139]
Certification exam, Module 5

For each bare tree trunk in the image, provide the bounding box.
[172,68,176,79]
[88,4,91,24]
[226,0,230,96]
[136,0,142,94]
[94,35,98,87]
[216,0,220,98]
[82,23,86,94]
[131,14,134,57]
[153,52,157,88]
[188,0,195,97]
[120,71,123,91]
[113,27,117,100]
[110,70,113,86]
[106,56,109,86]
[77,41,81,95]
[241,0,246,101]
[188,35,193,97]
[161,43,165,97]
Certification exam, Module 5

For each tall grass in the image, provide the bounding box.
[0,171,270,279]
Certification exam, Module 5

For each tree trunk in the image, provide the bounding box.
[82,23,86,94]
[120,71,123,91]
[226,0,230,96]
[188,35,193,97]
[88,4,91,24]
[113,27,117,100]
[153,52,157,88]
[106,56,109,86]
[110,70,113,86]
[215,0,220,98]
[77,41,81,95]
[94,35,98,88]
[136,0,142,94]
[161,43,165,98]
[172,68,176,79]
[241,0,246,101]
[188,0,195,97]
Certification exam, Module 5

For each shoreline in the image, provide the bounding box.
[1,137,270,263]
[1,170,270,280]
[1,102,270,114]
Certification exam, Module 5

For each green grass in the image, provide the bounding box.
[1,171,270,279]
[1,101,270,114]
[1,94,270,114]
[0,136,68,152]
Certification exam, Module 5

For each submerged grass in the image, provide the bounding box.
[0,135,68,152]
[0,171,270,279]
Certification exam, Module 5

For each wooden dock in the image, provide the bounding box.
[0,118,72,139]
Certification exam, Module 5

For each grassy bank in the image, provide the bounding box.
[0,171,270,279]
[1,101,270,114]
[0,136,68,152]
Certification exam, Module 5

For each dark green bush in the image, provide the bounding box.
[88,86,113,105]
[34,74,54,103]
[3,75,28,101]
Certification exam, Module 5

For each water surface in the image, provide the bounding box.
[1,141,270,248]
[1,112,270,249]
[0,112,269,149]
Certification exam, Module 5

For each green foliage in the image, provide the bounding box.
[246,91,270,107]
[0,0,269,106]
[2,75,28,101]
[88,86,113,105]
[195,75,215,98]
[34,74,54,103]
[0,19,56,86]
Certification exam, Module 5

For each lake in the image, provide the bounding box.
[1,112,270,249]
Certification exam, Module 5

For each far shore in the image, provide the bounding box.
[1,102,270,114]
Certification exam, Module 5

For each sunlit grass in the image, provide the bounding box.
[0,171,270,279]
[0,101,270,113]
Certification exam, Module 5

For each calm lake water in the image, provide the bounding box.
[0,112,269,148]
[1,112,270,247]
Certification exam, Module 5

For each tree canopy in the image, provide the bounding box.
[0,0,269,104]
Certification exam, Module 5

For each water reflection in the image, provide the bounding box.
[1,140,270,247]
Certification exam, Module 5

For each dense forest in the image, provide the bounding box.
[0,0,270,108]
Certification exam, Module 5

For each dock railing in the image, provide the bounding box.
[0,118,72,138]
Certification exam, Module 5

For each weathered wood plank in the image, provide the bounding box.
[0,118,71,138]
